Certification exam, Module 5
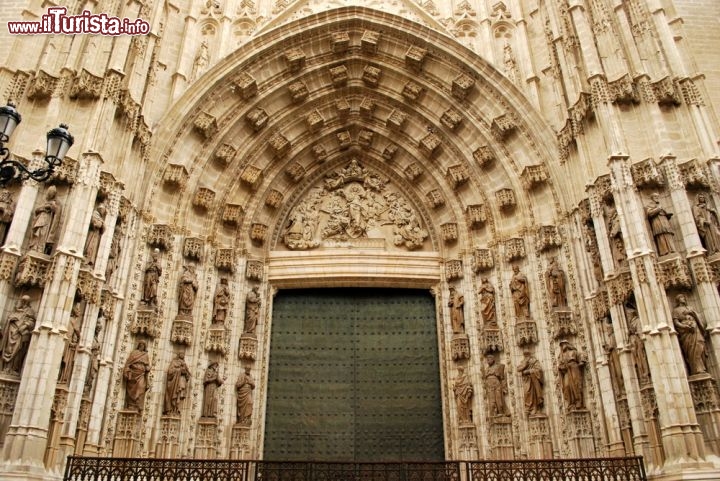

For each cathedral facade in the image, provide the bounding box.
[1,0,720,480]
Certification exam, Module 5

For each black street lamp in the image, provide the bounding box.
[0,101,74,185]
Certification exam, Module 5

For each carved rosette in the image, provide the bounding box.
[361,30,380,53]
[441,109,463,131]
[441,223,459,244]
[452,73,475,100]
[205,327,227,355]
[148,224,173,250]
[245,108,268,132]
[171,318,193,346]
[427,190,445,209]
[658,256,692,289]
[183,237,203,261]
[402,81,424,102]
[239,334,257,361]
[215,249,236,273]
[495,188,516,210]
[131,309,159,338]
[451,334,470,361]
[552,310,576,339]
[504,238,526,262]
[447,164,470,190]
[445,259,463,280]
[473,249,494,272]
[362,65,382,87]
[193,187,215,210]
[491,114,516,141]
[536,225,562,252]
[214,144,236,166]
[405,46,427,71]
[246,260,264,281]
[419,132,441,157]
[222,204,243,226]
[163,164,189,189]
[265,190,284,209]
[14,253,50,288]
[473,146,495,167]
[480,329,503,353]
[515,320,538,346]
[521,165,549,190]
[268,132,291,158]
[250,223,268,244]
[382,144,398,161]
[193,112,218,140]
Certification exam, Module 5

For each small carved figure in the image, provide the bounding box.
[607,205,626,263]
[212,278,230,324]
[177,264,199,317]
[243,286,261,334]
[693,193,720,255]
[142,249,162,307]
[545,257,567,308]
[485,354,508,417]
[191,40,210,82]
[28,185,62,254]
[479,277,497,327]
[453,367,474,423]
[58,301,82,383]
[558,341,585,410]
[0,188,15,244]
[123,341,151,411]
[602,316,624,395]
[84,322,103,396]
[626,305,651,385]
[0,295,36,374]
[448,286,465,334]
[105,222,122,279]
[645,193,676,256]
[236,366,255,425]
[163,352,191,415]
[672,294,708,375]
[202,362,223,418]
[517,349,544,415]
[510,265,530,318]
[83,203,106,266]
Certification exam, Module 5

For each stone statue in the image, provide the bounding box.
[484,354,508,417]
[693,193,720,255]
[672,294,708,375]
[83,203,106,266]
[142,249,162,307]
[607,205,626,263]
[645,193,676,256]
[177,264,199,317]
[602,316,624,395]
[105,222,123,280]
[58,301,82,384]
[201,362,223,418]
[191,40,210,81]
[243,286,261,334]
[123,340,150,411]
[558,341,585,410]
[627,305,651,385]
[28,185,62,254]
[84,322,103,397]
[545,257,567,309]
[478,277,497,328]
[0,295,36,374]
[163,352,191,415]
[517,349,544,415]
[212,278,230,324]
[0,188,15,244]
[510,265,530,318]
[448,286,464,334]
[453,367,474,423]
[236,367,255,425]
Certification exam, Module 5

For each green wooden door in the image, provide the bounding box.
[264,288,444,461]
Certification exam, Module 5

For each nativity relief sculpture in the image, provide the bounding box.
[281,159,429,250]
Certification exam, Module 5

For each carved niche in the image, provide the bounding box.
[280,159,429,251]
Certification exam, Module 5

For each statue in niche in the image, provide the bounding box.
[626,304,652,385]
[478,277,497,328]
[645,193,676,256]
[83,203,106,266]
[212,278,230,324]
[692,193,720,255]
[517,349,544,415]
[191,40,210,82]
[558,340,586,410]
[141,249,162,308]
[545,256,567,309]
[0,295,36,374]
[484,354,509,418]
[448,286,465,334]
[243,286,261,334]
[0,188,15,244]
[602,316,624,395]
[235,366,255,425]
[672,294,709,375]
[202,362,223,418]
[584,223,604,283]
[123,340,151,411]
[177,264,199,317]
[84,321,103,397]
[105,222,122,280]
[28,185,62,255]
[58,301,82,384]
[453,367,474,424]
[606,205,626,263]
[163,352,191,415]
[510,265,530,318]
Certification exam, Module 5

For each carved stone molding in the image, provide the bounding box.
[631,158,664,188]
[678,159,709,188]
[441,109,463,131]
[0,251,18,281]
[419,132,441,157]
[26,70,59,100]
[405,46,427,71]
[336,97,351,117]
[306,110,324,132]
[329,65,348,88]
[441,224,459,244]
[268,132,291,158]
[362,65,382,87]
[515,320,538,346]
[402,81,424,102]
[193,112,218,140]
[246,260,264,281]
[481,329,503,353]
[383,144,398,161]
[215,248,236,273]
[590,291,609,321]
[361,30,380,53]
[593,174,613,203]
[658,255,692,289]
[427,190,445,209]
[183,237,204,261]
[250,223,268,244]
[404,162,424,182]
[131,308,159,338]
[358,130,373,148]
[491,114,516,141]
[473,249,494,272]
[148,224,173,250]
[245,107,268,132]
[69,69,103,100]
[496,188,516,210]
[473,145,495,168]
[240,165,263,188]
[552,310,576,339]
[447,164,470,190]
[689,255,713,284]
[286,162,306,181]
[640,386,659,420]
[387,109,407,131]
[311,144,327,162]
[679,78,705,106]
[504,238,525,261]
[222,204,243,226]
[171,318,193,346]
[239,334,257,361]
[51,157,79,185]
[288,81,309,103]
[163,164,189,189]
[14,253,50,288]
[265,190,284,209]
[359,97,375,117]
[77,269,102,305]
[283,47,305,73]
[234,73,257,99]
[608,74,640,104]
[606,271,633,306]
[536,225,562,252]
[98,171,118,200]
[452,73,475,100]
[521,165,549,190]
[331,31,350,53]
[451,334,470,361]
[445,259,462,280]
[689,373,720,413]
[205,328,227,355]
[337,130,352,150]
[193,187,215,210]
[652,76,681,106]
[214,144,236,166]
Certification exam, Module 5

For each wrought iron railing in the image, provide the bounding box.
[63,456,646,481]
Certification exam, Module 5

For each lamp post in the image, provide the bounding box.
[0,101,74,186]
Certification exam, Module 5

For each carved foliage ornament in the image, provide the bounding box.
[281,160,429,251]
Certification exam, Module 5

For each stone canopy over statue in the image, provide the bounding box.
[281,159,429,250]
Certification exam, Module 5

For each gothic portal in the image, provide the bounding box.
[1,1,720,481]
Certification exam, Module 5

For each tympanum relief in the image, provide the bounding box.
[281,159,429,250]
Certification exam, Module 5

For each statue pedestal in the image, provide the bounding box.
[112,409,142,457]
[451,333,470,361]
[0,376,19,445]
[551,309,576,339]
[567,409,595,457]
[14,252,50,288]
[515,319,538,346]
[458,423,479,458]
[230,424,252,459]
[171,316,193,346]
[156,415,181,458]
[689,372,720,455]
[489,416,514,459]
[239,334,257,361]
[528,414,553,458]
[194,418,219,458]
[131,307,159,338]
[205,326,227,355]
